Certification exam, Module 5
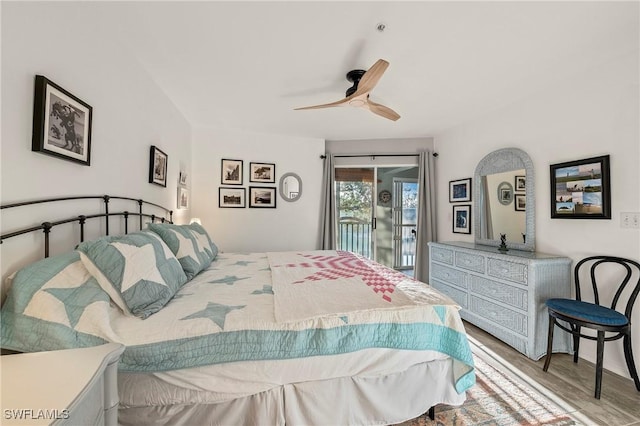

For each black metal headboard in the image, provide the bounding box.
[1,195,173,258]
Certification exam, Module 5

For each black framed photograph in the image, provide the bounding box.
[149,146,168,187]
[550,155,610,219]
[514,194,526,211]
[32,75,93,166]
[515,175,526,192]
[249,186,277,208]
[219,187,246,208]
[249,162,276,183]
[449,178,471,202]
[452,205,471,234]
[221,159,243,185]
[177,187,189,210]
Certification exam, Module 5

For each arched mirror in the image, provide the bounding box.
[279,172,302,202]
[473,148,535,251]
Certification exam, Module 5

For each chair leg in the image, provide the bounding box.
[595,330,605,399]
[622,333,640,392]
[573,325,581,364]
[543,314,555,372]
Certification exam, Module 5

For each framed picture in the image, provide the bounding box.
[550,155,611,219]
[32,75,93,166]
[221,159,243,185]
[497,181,513,205]
[514,194,526,211]
[249,186,277,208]
[148,146,168,187]
[452,205,471,234]
[449,178,471,202]
[219,187,246,208]
[179,171,188,186]
[515,175,526,192]
[250,162,276,183]
[177,187,189,209]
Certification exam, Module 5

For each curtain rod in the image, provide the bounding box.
[320,153,438,159]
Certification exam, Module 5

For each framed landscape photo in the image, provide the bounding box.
[219,187,246,208]
[550,155,610,219]
[177,187,189,209]
[221,159,243,185]
[515,194,526,211]
[452,204,471,234]
[449,178,471,202]
[249,162,275,183]
[249,186,276,208]
[149,145,168,187]
[179,171,188,186]
[32,75,93,166]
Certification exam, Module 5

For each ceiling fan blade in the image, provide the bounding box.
[352,59,389,96]
[366,99,401,121]
[294,97,349,110]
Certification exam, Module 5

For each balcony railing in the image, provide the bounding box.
[338,218,416,272]
[337,217,371,258]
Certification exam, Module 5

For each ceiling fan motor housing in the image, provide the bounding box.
[345,69,366,97]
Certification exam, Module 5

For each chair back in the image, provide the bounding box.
[574,256,640,319]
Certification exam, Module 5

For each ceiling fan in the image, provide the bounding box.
[294,59,400,121]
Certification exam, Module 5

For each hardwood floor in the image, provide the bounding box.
[465,321,640,426]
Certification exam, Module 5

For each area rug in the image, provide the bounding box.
[397,339,591,426]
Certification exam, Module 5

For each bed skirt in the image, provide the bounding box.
[118,357,465,426]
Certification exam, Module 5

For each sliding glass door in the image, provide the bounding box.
[392,178,418,271]
[334,160,419,272]
[335,168,374,259]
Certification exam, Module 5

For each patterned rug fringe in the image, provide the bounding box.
[397,337,592,426]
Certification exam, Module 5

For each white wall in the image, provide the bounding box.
[1,3,192,287]
[191,126,324,253]
[434,49,640,379]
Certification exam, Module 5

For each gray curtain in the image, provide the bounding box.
[318,154,337,249]
[414,151,437,283]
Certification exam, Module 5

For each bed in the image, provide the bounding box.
[0,195,475,425]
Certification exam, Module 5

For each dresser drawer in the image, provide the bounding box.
[469,295,528,336]
[455,252,485,273]
[431,246,453,265]
[431,279,467,308]
[431,263,467,289]
[487,258,528,284]
[470,275,527,310]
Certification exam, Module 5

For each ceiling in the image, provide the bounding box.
[103,1,637,141]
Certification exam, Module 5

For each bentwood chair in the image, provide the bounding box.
[543,255,640,399]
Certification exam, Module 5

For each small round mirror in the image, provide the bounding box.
[279,172,302,202]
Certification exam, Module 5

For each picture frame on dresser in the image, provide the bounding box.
[452,204,471,234]
[32,75,93,166]
[550,155,610,219]
[449,178,471,202]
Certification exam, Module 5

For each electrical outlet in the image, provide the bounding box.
[621,212,640,229]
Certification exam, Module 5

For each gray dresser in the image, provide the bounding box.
[428,241,573,360]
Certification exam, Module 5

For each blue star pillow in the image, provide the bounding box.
[0,251,110,353]
[148,223,218,280]
[77,231,187,319]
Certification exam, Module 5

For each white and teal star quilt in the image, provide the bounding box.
[1,250,475,394]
